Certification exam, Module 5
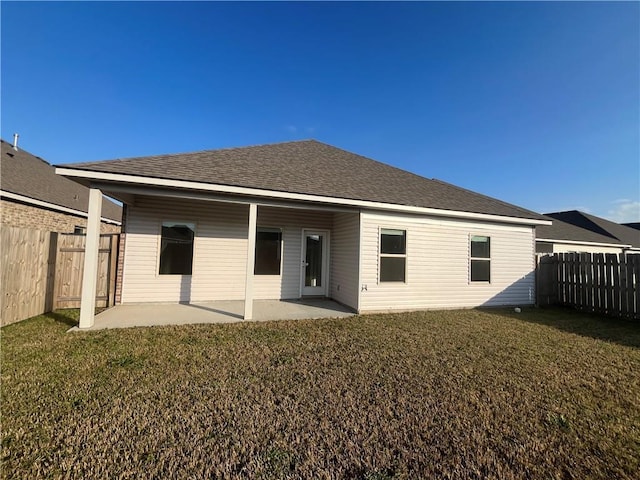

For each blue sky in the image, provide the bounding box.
[2,1,638,222]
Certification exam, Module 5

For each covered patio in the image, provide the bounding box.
[69,298,354,331]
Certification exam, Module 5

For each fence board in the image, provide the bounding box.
[1,227,54,325]
[1,227,119,326]
[537,252,639,320]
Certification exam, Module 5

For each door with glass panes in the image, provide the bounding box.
[301,230,328,296]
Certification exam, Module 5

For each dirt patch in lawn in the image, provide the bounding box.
[2,308,639,479]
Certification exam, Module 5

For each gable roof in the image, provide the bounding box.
[61,140,545,222]
[1,139,122,222]
[544,210,640,248]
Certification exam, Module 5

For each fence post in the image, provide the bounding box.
[46,232,58,312]
[107,234,119,307]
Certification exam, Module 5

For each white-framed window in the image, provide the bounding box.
[73,226,86,235]
[379,228,406,282]
[159,221,195,275]
[254,227,282,275]
[470,235,490,282]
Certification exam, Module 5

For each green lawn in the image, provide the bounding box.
[2,308,639,479]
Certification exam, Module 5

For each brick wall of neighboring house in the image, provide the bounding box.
[114,204,127,304]
[1,198,120,234]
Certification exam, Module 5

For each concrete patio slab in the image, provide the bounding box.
[69,298,355,331]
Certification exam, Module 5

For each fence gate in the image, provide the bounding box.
[53,233,119,309]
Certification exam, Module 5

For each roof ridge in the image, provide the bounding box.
[66,139,320,166]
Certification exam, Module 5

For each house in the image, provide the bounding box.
[55,140,550,328]
[536,210,640,254]
[1,138,122,233]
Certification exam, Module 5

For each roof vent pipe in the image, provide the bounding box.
[12,133,19,151]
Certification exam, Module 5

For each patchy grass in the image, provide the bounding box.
[1,307,639,479]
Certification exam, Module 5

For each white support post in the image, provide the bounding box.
[79,188,103,329]
[244,203,257,320]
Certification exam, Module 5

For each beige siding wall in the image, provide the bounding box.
[253,206,333,299]
[122,196,247,303]
[359,211,536,311]
[330,212,360,310]
[1,198,120,233]
[121,197,334,303]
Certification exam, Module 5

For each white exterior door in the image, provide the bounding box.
[301,230,328,296]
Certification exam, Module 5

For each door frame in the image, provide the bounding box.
[300,229,330,297]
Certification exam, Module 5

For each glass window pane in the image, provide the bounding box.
[255,229,282,275]
[305,235,323,287]
[471,236,490,258]
[159,222,195,275]
[381,229,406,254]
[471,259,490,282]
[380,257,406,282]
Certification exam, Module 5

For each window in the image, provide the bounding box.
[159,222,195,275]
[470,235,490,282]
[380,228,406,282]
[73,226,86,235]
[255,228,282,275]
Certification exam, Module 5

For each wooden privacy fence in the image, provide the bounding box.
[1,226,119,326]
[537,252,640,320]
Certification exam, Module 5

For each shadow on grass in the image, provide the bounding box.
[490,306,640,349]
[45,310,79,328]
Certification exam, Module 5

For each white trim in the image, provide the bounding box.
[79,188,103,328]
[300,229,330,297]
[56,168,550,226]
[90,182,357,214]
[536,238,632,249]
[378,227,408,284]
[356,210,363,312]
[469,234,491,284]
[0,189,122,225]
[156,220,197,277]
[244,203,258,320]
[255,226,284,276]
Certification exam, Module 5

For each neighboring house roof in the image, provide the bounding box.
[544,210,640,249]
[61,139,545,222]
[623,222,640,231]
[1,139,122,223]
[536,215,629,247]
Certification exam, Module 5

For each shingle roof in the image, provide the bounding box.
[543,210,640,248]
[64,140,545,221]
[536,215,629,246]
[1,139,122,222]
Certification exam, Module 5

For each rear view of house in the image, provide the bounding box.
[56,140,549,328]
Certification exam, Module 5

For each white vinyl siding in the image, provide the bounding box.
[359,211,536,311]
[121,198,334,303]
[122,196,248,303]
[253,207,332,300]
[330,212,360,310]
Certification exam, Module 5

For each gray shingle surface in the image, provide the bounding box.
[536,215,628,246]
[544,211,640,248]
[65,140,544,221]
[1,139,122,222]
